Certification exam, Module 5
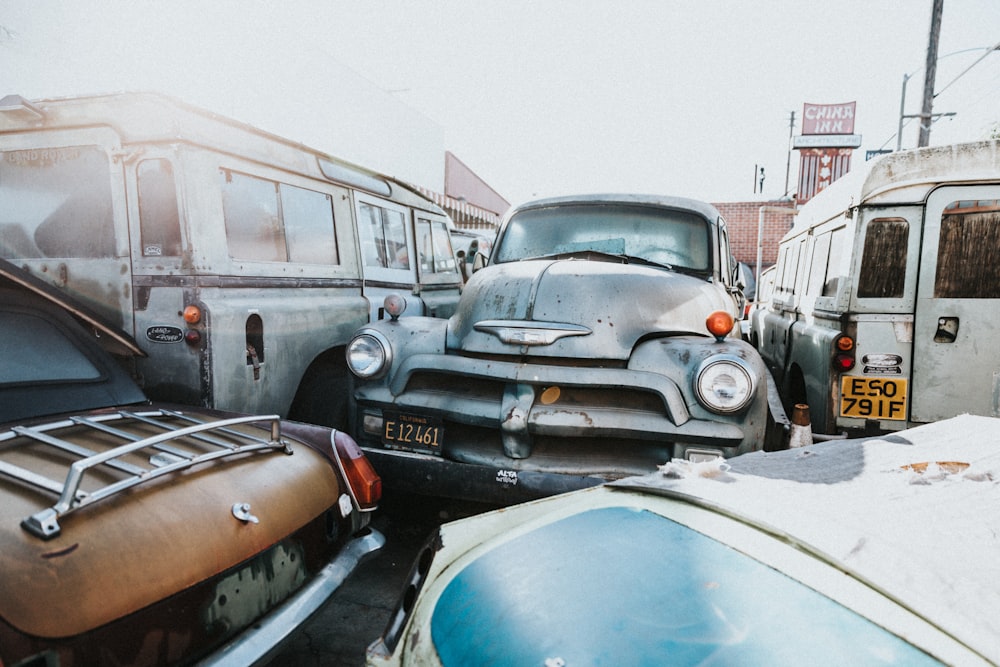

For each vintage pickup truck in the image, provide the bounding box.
[346,194,784,504]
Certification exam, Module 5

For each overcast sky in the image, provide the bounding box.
[3,1,999,206]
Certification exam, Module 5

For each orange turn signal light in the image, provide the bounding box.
[836,335,854,352]
[383,293,406,320]
[332,430,382,509]
[183,305,202,324]
[706,310,735,339]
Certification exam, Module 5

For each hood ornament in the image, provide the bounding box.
[474,320,591,346]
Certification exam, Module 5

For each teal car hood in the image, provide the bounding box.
[428,505,938,666]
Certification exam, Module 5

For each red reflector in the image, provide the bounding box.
[834,353,855,370]
[184,330,201,345]
[333,430,382,508]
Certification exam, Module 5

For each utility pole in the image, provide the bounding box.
[918,0,944,147]
[784,110,796,198]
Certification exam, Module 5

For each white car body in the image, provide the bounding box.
[369,414,1000,665]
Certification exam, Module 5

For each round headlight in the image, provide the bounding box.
[695,356,755,413]
[347,331,391,379]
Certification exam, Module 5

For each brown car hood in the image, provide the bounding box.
[447,258,735,358]
[0,416,340,638]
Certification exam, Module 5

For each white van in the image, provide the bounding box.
[756,140,1000,436]
[0,92,462,427]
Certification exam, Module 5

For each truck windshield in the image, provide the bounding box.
[494,203,711,274]
[0,146,116,259]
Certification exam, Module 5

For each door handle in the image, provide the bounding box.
[934,316,959,343]
[247,344,261,379]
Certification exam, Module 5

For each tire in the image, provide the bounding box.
[287,359,352,429]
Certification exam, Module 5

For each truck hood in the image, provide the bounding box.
[447,259,735,359]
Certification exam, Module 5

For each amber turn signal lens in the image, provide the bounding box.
[183,305,202,324]
[836,335,854,352]
[706,311,735,338]
[383,293,406,319]
[332,430,382,509]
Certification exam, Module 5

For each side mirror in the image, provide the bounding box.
[734,266,746,290]
[472,251,488,273]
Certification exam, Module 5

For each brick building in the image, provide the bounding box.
[712,200,797,274]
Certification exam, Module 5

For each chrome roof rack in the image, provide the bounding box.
[0,409,290,539]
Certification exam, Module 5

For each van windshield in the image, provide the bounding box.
[494,203,711,275]
[0,146,115,259]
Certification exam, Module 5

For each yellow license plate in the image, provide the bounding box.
[840,376,907,420]
[382,411,444,454]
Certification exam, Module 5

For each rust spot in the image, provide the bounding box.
[41,543,80,559]
[902,461,969,474]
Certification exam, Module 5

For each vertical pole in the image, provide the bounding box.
[784,111,795,197]
[918,0,943,147]
[897,73,909,151]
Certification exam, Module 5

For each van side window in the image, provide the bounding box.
[823,227,846,296]
[416,218,458,274]
[773,246,788,292]
[221,170,285,261]
[138,159,182,257]
[1,146,115,259]
[793,237,810,296]
[359,202,409,269]
[935,200,1000,298]
[858,218,909,298]
[777,241,800,295]
[806,232,831,296]
[220,170,338,264]
[280,183,339,264]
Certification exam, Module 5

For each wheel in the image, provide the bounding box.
[287,358,353,429]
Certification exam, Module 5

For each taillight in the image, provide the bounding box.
[183,304,203,346]
[833,334,855,371]
[183,305,202,324]
[331,429,382,510]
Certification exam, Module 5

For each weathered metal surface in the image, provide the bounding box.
[350,194,776,501]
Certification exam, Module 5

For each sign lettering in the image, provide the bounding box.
[802,102,857,135]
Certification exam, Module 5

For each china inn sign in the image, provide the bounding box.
[793,101,862,203]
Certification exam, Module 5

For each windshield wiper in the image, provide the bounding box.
[529,249,670,268]
[523,250,711,278]
[618,254,674,271]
